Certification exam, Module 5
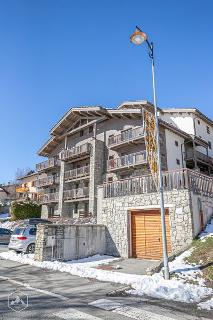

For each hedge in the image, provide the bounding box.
[11,201,41,221]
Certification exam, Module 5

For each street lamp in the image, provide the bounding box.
[130,26,170,280]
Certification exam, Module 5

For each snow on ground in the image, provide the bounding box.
[0,213,9,220]
[168,249,205,286]
[0,219,19,230]
[0,250,212,307]
[198,297,213,311]
[199,217,213,241]
[0,217,212,309]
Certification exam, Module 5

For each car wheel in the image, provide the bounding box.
[26,243,35,254]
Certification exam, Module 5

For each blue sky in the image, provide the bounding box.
[0,0,212,183]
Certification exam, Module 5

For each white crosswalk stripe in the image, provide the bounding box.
[89,299,178,320]
[113,305,176,320]
[89,298,122,310]
[54,307,102,320]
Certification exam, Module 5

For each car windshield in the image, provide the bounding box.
[12,228,25,235]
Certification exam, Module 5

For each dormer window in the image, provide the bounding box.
[197,119,200,125]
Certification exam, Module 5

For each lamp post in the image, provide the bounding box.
[130,26,170,280]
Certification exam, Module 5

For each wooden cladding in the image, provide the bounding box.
[131,209,172,260]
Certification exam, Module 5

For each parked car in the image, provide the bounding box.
[8,225,37,253]
[8,218,52,254]
[0,228,13,244]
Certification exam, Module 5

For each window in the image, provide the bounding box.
[176,159,180,165]
[197,119,200,125]
[207,126,210,134]
[175,140,179,147]
[108,177,113,182]
[208,141,212,149]
[80,130,84,137]
[89,126,93,133]
[29,228,37,236]
[109,155,114,160]
[74,203,78,213]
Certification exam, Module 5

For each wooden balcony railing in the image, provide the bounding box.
[107,150,147,171]
[40,192,59,203]
[64,165,90,182]
[104,168,213,198]
[35,175,60,188]
[108,126,144,147]
[36,158,60,172]
[185,149,213,165]
[63,187,89,200]
[60,143,90,161]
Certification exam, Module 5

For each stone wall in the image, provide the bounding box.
[34,224,106,262]
[97,187,194,257]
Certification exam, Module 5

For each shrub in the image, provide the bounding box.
[11,201,41,221]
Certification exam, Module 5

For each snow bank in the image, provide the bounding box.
[198,297,213,310]
[0,251,212,306]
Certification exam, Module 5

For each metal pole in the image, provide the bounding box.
[150,43,170,280]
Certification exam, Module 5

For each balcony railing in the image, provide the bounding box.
[63,187,89,200]
[108,126,144,147]
[107,151,147,171]
[64,166,90,182]
[60,143,90,161]
[40,192,59,203]
[36,158,60,172]
[185,149,213,165]
[35,175,60,188]
[104,168,213,198]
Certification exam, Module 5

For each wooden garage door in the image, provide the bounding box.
[131,209,172,260]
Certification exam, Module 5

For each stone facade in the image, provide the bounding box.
[97,188,197,258]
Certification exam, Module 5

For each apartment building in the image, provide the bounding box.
[161,108,213,175]
[16,172,40,202]
[36,100,213,220]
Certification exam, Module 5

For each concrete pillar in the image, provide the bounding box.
[57,160,65,216]
[89,139,104,216]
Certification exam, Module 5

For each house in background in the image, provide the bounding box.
[0,184,17,214]
[16,172,41,202]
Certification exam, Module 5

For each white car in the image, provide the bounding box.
[8,226,37,254]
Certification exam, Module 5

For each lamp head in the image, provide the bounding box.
[130,27,147,45]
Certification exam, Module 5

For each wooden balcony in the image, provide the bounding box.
[40,192,59,204]
[35,175,60,188]
[36,158,60,172]
[104,168,213,198]
[107,151,147,171]
[60,143,90,162]
[108,126,144,148]
[64,165,90,182]
[185,149,213,165]
[63,187,89,201]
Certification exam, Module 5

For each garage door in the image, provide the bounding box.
[131,209,172,260]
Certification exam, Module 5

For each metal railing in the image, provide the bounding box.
[108,126,144,147]
[104,168,213,198]
[40,192,59,203]
[35,175,60,188]
[60,143,90,161]
[63,187,89,200]
[107,150,147,171]
[36,158,60,172]
[64,166,90,181]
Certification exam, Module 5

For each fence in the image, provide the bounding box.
[104,168,213,198]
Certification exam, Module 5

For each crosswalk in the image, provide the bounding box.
[53,298,189,320]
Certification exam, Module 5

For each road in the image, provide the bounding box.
[0,245,212,320]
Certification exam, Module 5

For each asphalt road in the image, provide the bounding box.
[0,245,212,320]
